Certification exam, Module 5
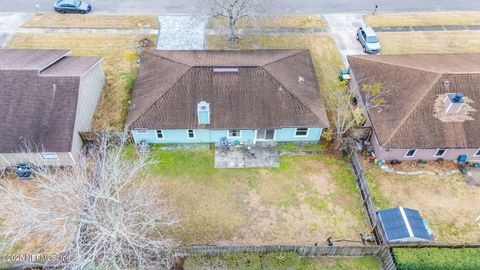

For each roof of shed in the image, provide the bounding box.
[0,49,102,153]
[126,50,329,130]
[378,207,432,242]
[348,54,480,149]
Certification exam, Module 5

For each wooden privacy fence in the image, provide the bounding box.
[350,151,397,270]
[186,245,384,257]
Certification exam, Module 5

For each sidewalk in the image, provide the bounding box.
[323,13,365,67]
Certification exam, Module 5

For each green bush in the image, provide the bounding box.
[393,248,480,270]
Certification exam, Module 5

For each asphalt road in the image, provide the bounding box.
[2,0,480,14]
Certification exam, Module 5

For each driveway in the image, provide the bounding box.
[157,15,206,50]
[0,13,32,47]
[323,13,365,66]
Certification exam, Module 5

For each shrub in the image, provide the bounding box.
[393,248,480,270]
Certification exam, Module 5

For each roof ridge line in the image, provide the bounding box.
[382,73,443,146]
[349,55,445,74]
[262,49,307,67]
[144,51,192,67]
[261,66,324,126]
[128,66,192,128]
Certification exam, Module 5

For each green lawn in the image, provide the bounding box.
[184,252,381,270]
[141,146,368,245]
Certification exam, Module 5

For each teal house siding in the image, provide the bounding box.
[132,128,323,144]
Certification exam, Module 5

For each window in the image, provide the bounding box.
[228,130,241,138]
[41,152,58,160]
[156,130,163,139]
[405,149,417,157]
[434,149,446,157]
[475,148,480,157]
[295,128,309,137]
[187,129,195,139]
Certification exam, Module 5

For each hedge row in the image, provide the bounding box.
[393,248,480,270]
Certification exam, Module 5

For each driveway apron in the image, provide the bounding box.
[0,13,32,48]
[157,15,207,50]
[323,13,365,67]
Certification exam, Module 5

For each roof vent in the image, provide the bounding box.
[443,80,450,90]
[444,92,465,114]
[298,76,305,84]
[278,85,283,91]
[213,68,239,73]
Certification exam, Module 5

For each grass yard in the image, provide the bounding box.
[364,160,480,243]
[144,147,369,245]
[183,252,381,270]
[8,33,157,130]
[366,12,480,27]
[208,15,327,29]
[207,33,343,98]
[377,31,480,55]
[23,13,159,29]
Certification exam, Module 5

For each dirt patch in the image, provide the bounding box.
[366,161,480,242]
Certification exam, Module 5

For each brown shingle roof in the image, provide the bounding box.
[348,54,480,149]
[0,49,101,153]
[127,50,329,130]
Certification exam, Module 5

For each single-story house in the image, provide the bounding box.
[348,54,480,161]
[0,49,105,168]
[126,50,329,144]
[377,207,433,243]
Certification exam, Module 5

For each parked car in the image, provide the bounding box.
[356,26,381,54]
[54,0,92,14]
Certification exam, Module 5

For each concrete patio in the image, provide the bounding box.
[214,142,279,169]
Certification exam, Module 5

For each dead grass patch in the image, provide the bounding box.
[364,160,480,243]
[147,150,369,245]
[378,31,480,55]
[367,12,480,27]
[23,13,159,29]
[8,33,157,130]
[208,15,327,29]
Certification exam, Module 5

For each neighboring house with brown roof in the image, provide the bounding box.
[348,54,480,161]
[126,50,329,144]
[0,49,105,168]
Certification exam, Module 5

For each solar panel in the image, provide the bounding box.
[378,208,410,241]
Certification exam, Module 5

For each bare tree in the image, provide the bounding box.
[198,0,265,43]
[0,135,180,269]
[325,81,388,152]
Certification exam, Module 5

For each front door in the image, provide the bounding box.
[256,129,275,140]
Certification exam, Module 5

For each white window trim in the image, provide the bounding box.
[294,128,309,137]
[187,129,196,139]
[227,129,241,139]
[40,152,59,160]
[255,129,276,141]
[474,148,480,157]
[156,130,164,140]
[434,148,447,158]
[404,149,417,158]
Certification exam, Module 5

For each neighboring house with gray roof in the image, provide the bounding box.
[348,54,480,161]
[0,49,105,168]
[126,50,329,145]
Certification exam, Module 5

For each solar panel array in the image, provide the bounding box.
[378,208,410,241]
[403,208,433,240]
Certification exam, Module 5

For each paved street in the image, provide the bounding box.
[1,0,480,14]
